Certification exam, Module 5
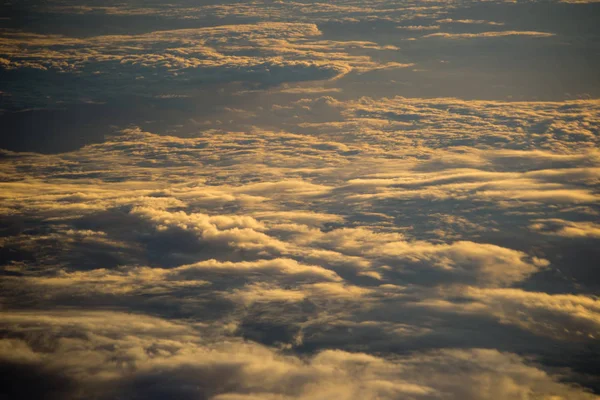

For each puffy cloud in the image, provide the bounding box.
[0,311,596,400]
[530,219,600,238]
[1,258,342,306]
[130,206,289,254]
[0,22,411,107]
[418,287,600,341]
[375,240,549,286]
[1,14,599,395]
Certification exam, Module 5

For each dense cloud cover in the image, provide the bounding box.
[1,0,599,399]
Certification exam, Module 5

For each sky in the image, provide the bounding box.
[0,0,599,399]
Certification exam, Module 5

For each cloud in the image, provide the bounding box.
[530,219,600,238]
[422,31,555,39]
[0,311,596,400]
[1,64,599,399]
[436,19,505,26]
[396,25,441,31]
[0,22,410,107]
[30,1,447,26]
[418,287,600,341]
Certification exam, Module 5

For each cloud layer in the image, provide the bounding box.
[1,0,600,398]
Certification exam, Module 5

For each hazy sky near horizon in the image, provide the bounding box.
[1,0,599,399]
